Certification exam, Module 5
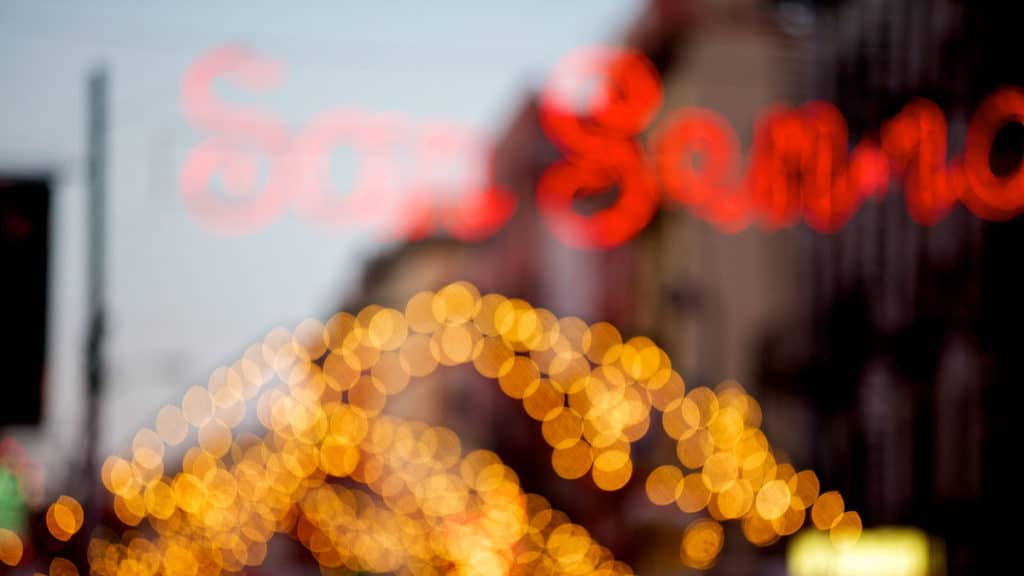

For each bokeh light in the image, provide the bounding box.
[24,281,860,573]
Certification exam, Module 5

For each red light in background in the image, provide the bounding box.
[751,101,886,233]
[963,87,1024,219]
[179,45,291,235]
[290,108,406,236]
[654,108,751,232]
[882,99,962,225]
[537,46,662,249]
[410,122,517,242]
[179,44,1024,249]
[179,46,515,240]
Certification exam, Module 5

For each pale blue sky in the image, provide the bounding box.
[0,0,639,489]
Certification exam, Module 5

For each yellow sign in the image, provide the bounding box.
[789,527,936,576]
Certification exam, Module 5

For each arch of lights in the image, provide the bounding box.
[24,282,862,574]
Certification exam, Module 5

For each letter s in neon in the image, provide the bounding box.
[537,46,662,249]
[179,45,291,235]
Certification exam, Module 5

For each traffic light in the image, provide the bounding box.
[0,178,49,426]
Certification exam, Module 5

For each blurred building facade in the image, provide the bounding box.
[341,0,1023,573]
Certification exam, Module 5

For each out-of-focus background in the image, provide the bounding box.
[2,0,1022,574]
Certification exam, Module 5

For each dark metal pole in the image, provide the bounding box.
[84,67,107,485]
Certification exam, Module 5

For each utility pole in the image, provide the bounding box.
[84,66,107,488]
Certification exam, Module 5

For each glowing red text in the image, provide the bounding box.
[180,45,1024,249]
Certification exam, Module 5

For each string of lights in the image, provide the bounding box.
[15,282,860,574]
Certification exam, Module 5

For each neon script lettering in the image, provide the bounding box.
[179,46,515,241]
[180,45,1024,248]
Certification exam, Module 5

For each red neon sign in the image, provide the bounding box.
[180,45,1024,249]
[179,46,516,241]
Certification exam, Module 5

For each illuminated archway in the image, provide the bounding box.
[39,282,860,574]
